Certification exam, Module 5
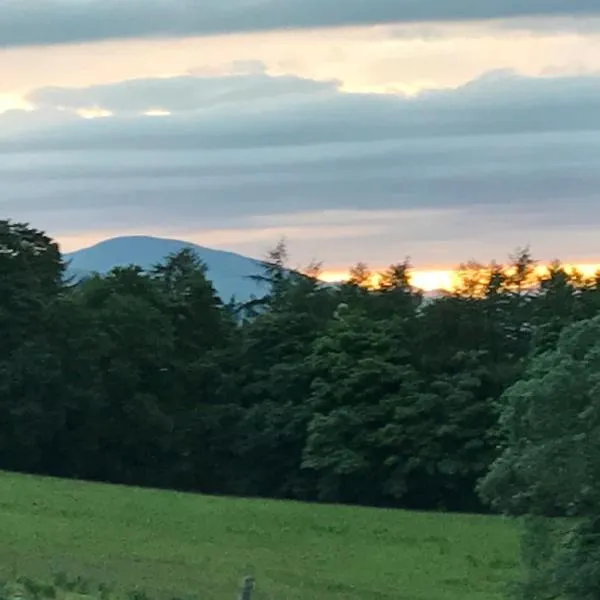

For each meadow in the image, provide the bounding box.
[0,471,519,600]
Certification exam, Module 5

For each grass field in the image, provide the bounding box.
[0,471,519,600]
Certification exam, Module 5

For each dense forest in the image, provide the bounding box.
[0,219,598,514]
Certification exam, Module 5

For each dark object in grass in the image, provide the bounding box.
[238,576,254,600]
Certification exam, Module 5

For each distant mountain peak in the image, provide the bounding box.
[65,235,264,302]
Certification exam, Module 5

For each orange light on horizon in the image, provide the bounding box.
[55,230,600,293]
[320,263,600,293]
[318,269,458,292]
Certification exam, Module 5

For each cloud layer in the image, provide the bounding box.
[9,69,600,149]
[2,68,600,267]
[3,0,600,48]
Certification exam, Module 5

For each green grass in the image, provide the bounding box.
[0,471,519,600]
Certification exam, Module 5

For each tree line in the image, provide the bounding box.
[0,220,594,508]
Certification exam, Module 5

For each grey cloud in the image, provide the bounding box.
[27,70,336,113]
[490,15,600,35]
[2,69,600,266]
[2,0,600,49]
[5,70,600,153]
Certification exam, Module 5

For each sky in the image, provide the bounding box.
[2,1,600,287]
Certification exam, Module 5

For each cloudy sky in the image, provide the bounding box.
[2,1,600,282]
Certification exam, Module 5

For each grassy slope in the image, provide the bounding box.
[0,471,519,600]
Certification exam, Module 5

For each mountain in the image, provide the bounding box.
[64,235,265,302]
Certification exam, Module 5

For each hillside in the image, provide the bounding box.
[0,471,518,600]
[64,236,264,302]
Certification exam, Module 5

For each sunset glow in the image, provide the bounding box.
[319,269,459,292]
[56,232,600,294]
[320,264,600,292]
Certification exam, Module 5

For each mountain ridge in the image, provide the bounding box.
[64,235,265,302]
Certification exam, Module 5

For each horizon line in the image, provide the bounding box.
[59,232,600,293]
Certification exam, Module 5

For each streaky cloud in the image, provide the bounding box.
[2,0,600,48]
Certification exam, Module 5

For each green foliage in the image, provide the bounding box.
[2,219,600,521]
[480,315,600,599]
[0,574,180,600]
